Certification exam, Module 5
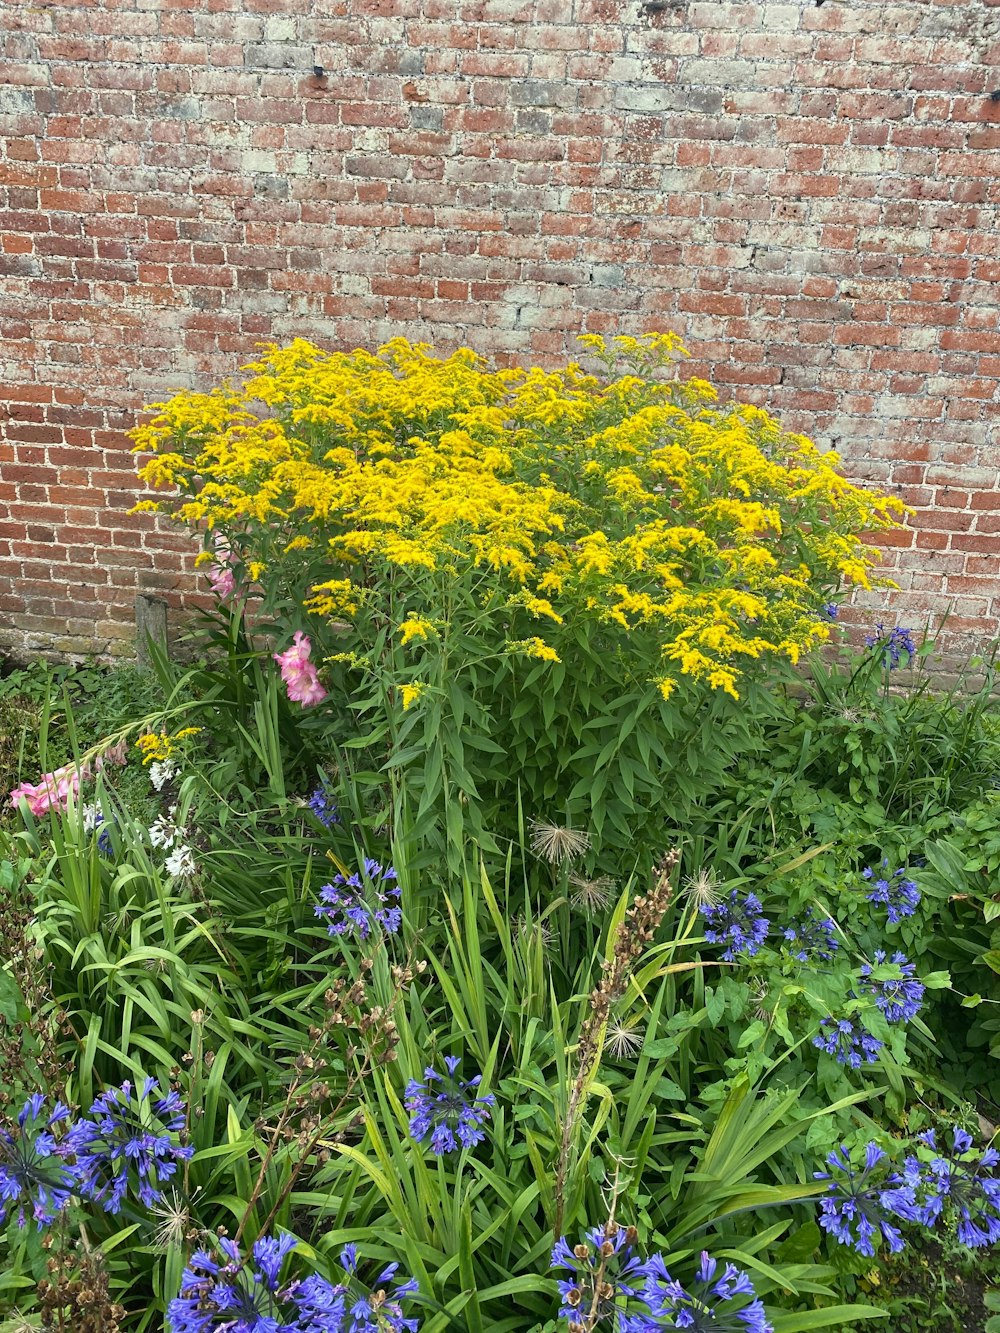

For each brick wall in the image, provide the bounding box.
[1,0,999,662]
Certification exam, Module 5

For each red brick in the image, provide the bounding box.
[0,2,997,660]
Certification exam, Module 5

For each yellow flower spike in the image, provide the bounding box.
[399,617,435,645]
[707,668,740,699]
[306,579,359,619]
[135,732,172,764]
[508,637,561,664]
[399,682,426,710]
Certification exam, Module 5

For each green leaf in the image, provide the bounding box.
[0,970,21,1025]
[770,1306,888,1331]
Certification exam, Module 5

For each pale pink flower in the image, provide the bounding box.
[206,535,238,600]
[208,562,236,599]
[95,740,128,771]
[273,631,327,707]
[9,761,90,817]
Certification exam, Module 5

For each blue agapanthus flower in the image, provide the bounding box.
[903,1128,1000,1249]
[0,1094,78,1228]
[405,1055,494,1155]
[315,860,401,940]
[862,861,920,923]
[813,1017,883,1069]
[169,1233,332,1333]
[700,891,769,962]
[169,1237,420,1333]
[643,1250,773,1333]
[337,1243,420,1333]
[865,623,917,670]
[859,951,924,1023]
[814,1142,915,1258]
[307,787,339,829]
[69,1078,193,1214]
[822,602,839,621]
[551,1226,649,1333]
[782,908,838,963]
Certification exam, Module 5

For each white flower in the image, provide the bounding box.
[81,802,102,833]
[149,1190,192,1250]
[164,844,196,879]
[149,759,177,791]
[148,815,180,849]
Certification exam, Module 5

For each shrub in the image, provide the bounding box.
[132,335,903,869]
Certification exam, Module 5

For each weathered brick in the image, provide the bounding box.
[0,0,997,661]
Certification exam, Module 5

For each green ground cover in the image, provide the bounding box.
[0,336,998,1331]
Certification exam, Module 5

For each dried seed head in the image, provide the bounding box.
[529,820,591,864]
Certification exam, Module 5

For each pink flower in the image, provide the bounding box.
[273,631,327,707]
[95,740,128,771]
[208,563,236,599]
[9,762,90,817]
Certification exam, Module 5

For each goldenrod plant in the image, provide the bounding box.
[133,336,904,868]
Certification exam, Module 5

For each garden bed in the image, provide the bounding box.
[1,336,999,1332]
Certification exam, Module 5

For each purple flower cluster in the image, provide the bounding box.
[814,1128,1000,1259]
[859,951,924,1024]
[551,1228,773,1333]
[69,1078,194,1214]
[862,861,920,923]
[814,1142,912,1257]
[813,1017,883,1069]
[782,908,838,963]
[307,787,339,829]
[700,890,769,962]
[405,1055,494,1155]
[0,1095,78,1228]
[552,1227,647,1332]
[0,1083,192,1229]
[903,1128,1000,1248]
[168,1236,419,1333]
[644,1251,771,1333]
[315,859,401,940]
[865,623,917,670]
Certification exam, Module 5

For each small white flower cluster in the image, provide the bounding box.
[148,806,196,880]
[149,807,182,849]
[81,802,102,833]
[149,758,177,792]
[164,844,197,879]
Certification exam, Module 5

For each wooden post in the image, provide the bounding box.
[135,594,169,669]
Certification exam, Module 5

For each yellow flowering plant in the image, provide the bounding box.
[133,334,904,866]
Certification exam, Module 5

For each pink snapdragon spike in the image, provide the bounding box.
[273,631,327,707]
[206,536,238,600]
[208,563,236,599]
[9,761,90,817]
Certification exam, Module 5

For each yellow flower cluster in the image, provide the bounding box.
[133,335,905,699]
[399,682,427,710]
[135,727,201,765]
